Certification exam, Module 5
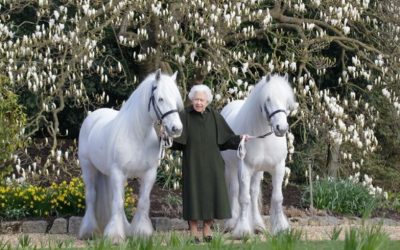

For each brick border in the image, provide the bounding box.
[1,216,399,235]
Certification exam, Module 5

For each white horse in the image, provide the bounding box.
[221,74,296,238]
[78,69,183,243]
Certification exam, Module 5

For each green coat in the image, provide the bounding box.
[172,106,241,220]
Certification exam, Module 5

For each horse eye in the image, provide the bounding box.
[158,97,164,102]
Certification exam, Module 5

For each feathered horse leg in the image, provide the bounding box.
[224,161,240,232]
[250,171,266,233]
[103,168,127,244]
[232,160,253,238]
[130,167,156,237]
[79,159,100,239]
[270,161,290,235]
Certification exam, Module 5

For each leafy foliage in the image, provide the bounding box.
[157,150,182,190]
[302,178,385,217]
[0,76,26,181]
[0,177,135,220]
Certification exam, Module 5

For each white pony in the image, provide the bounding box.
[78,69,183,243]
[221,74,296,238]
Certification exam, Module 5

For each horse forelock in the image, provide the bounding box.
[156,74,183,111]
[253,74,295,109]
[121,72,183,112]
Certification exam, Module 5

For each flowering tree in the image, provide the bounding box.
[1,0,399,187]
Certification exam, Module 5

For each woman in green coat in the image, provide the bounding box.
[172,84,249,242]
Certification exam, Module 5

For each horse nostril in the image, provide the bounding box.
[276,125,280,131]
[172,126,182,133]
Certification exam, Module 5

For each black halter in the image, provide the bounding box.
[148,86,179,122]
[254,104,287,138]
[263,103,286,120]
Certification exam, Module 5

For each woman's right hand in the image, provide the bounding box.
[241,134,253,142]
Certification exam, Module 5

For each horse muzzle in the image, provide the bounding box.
[165,125,183,138]
[273,123,288,137]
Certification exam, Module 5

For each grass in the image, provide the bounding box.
[1,226,399,250]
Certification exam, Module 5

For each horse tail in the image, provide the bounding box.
[95,172,112,232]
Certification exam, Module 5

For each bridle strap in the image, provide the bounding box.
[268,109,286,119]
[148,86,178,122]
[255,130,274,138]
[160,109,178,120]
[253,105,287,139]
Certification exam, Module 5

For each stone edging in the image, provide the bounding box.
[1,216,399,235]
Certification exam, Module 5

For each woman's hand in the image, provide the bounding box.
[241,134,252,142]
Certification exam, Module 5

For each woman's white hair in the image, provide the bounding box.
[188,84,213,103]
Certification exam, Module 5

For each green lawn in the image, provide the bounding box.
[4,228,398,250]
[68,240,400,250]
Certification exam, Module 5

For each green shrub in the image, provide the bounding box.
[0,75,27,180]
[302,177,384,217]
[157,149,182,190]
[0,177,135,220]
[381,191,400,215]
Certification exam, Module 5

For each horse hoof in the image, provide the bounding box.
[223,219,237,232]
[232,224,252,239]
[108,235,125,245]
[254,224,266,234]
[78,233,94,241]
[79,226,100,240]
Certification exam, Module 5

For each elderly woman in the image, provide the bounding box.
[172,84,248,243]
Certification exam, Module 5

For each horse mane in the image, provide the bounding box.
[250,74,295,106]
[119,72,183,116]
[231,74,295,133]
[119,73,155,115]
[245,74,295,111]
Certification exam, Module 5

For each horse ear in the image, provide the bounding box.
[172,71,178,81]
[155,69,162,81]
[284,73,289,81]
[265,74,271,82]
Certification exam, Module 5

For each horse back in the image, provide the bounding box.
[78,108,118,159]
[221,100,245,131]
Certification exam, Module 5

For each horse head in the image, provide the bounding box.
[149,69,184,138]
[261,74,296,137]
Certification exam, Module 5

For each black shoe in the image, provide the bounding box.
[204,235,213,242]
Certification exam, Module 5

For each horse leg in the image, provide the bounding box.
[250,171,266,233]
[224,163,239,232]
[130,167,156,237]
[103,168,126,243]
[232,162,253,238]
[270,162,290,234]
[79,158,100,240]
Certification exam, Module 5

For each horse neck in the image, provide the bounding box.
[238,94,271,135]
[116,81,154,138]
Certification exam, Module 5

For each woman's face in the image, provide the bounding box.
[192,91,208,113]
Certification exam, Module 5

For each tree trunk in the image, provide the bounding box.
[326,142,341,178]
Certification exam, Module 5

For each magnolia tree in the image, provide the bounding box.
[1,0,399,186]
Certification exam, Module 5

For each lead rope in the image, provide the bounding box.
[158,125,173,165]
[237,137,247,160]
[236,125,275,160]
[237,131,273,160]
[237,136,249,186]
